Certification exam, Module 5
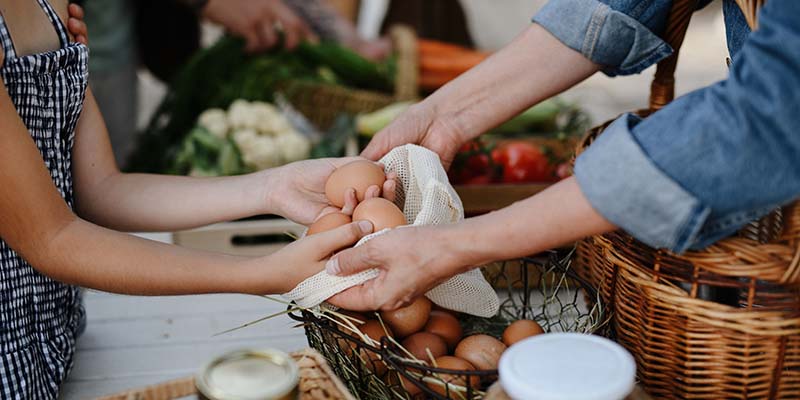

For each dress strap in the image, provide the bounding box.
[0,12,18,62]
[35,0,69,49]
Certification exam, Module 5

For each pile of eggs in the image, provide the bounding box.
[339,297,544,397]
[307,160,406,236]
[311,160,546,397]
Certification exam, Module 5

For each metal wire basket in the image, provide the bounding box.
[288,250,607,399]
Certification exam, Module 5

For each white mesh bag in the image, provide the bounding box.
[283,144,500,317]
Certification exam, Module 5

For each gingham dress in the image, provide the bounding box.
[0,1,88,398]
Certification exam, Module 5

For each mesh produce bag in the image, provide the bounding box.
[283,144,500,317]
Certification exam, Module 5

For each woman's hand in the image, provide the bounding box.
[263,157,397,225]
[361,104,466,170]
[258,220,374,294]
[67,3,89,45]
[324,225,465,310]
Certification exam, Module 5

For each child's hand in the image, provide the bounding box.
[262,220,374,294]
[67,3,89,45]
[264,158,397,226]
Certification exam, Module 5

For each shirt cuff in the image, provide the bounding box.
[532,0,673,76]
[574,114,711,252]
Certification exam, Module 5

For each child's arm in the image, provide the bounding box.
[0,75,372,295]
[71,90,386,231]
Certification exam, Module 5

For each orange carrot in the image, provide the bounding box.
[419,51,489,74]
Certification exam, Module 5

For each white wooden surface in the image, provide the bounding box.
[60,233,308,399]
[60,290,308,399]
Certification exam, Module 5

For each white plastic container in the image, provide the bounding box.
[499,333,636,400]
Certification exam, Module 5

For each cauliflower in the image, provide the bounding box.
[227,99,259,130]
[251,101,294,135]
[275,132,311,163]
[232,128,259,149]
[197,108,229,138]
[239,135,281,170]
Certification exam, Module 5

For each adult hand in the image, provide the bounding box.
[324,225,464,311]
[202,0,316,52]
[264,220,373,293]
[67,3,89,45]
[361,104,466,170]
[264,157,397,226]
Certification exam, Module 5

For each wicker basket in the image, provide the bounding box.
[574,1,800,398]
[95,349,355,400]
[290,252,607,400]
[283,25,419,130]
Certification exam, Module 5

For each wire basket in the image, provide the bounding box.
[288,250,607,400]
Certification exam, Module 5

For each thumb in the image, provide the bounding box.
[311,220,373,257]
[326,239,381,277]
[360,131,393,161]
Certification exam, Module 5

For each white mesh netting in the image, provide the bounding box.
[283,144,500,317]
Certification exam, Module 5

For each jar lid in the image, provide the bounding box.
[499,333,636,400]
[196,348,299,400]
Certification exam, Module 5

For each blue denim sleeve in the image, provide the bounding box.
[532,0,673,76]
[574,0,800,252]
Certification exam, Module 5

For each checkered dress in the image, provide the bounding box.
[0,1,88,398]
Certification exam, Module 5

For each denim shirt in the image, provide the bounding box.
[533,0,800,252]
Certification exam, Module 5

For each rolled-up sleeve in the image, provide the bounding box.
[574,0,800,252]
[575,115,711,251]
[533,0,673,76]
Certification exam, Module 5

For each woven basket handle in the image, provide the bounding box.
[389,25,419,101]
[649,0,699,111]
[649,0,763,111]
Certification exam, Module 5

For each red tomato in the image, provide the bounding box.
[491,141,556,183]
[449,141,491,184]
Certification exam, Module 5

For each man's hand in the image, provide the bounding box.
[202,0,316,52]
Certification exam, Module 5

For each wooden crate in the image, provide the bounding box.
[172,218,305,256]
[455,183,550,214]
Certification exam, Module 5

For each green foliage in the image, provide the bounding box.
[127,37,394,173]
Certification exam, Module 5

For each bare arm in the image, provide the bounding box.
[327,178,616,310]
[362,23,600,168]
[0,76,371,296]
[72,90,375,231]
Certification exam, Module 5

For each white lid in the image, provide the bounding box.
[499,333,636,400]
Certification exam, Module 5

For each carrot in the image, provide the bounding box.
[419,51,489,74]
[418,38,470,57]
[419,70,463,91]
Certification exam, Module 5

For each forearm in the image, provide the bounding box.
[423,24,598,141]
[77,170,273,232]
[34,216,280,295]
[444,177,616,270]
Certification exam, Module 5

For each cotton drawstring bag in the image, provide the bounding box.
[283,144,500,317]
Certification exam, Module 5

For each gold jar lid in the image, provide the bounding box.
[196,348,299,400]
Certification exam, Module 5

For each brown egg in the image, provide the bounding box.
[380,296,431,338]
[399,374,423,397]
[428,356,480,396]
[424,310,463,350]
[352,197,406,232]
[357,320,393,376]
[402,332,448,361]
[325,160,386,207]
[307,212,351,236]
[454,334,507,371]
[502,319,545,347]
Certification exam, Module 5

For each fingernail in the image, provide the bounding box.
[326,258,341,275]
[357,220,373,234]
